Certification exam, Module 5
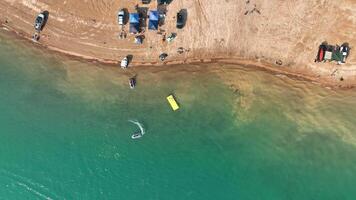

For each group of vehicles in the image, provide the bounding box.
[117,3,187,90]
[316,42,350,64]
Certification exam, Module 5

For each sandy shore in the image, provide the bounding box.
[1,0,356,88]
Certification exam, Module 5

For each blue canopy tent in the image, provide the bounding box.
[129,13,140,34]
[148,10,159,30]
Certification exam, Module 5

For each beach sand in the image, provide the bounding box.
[1,0,356,88]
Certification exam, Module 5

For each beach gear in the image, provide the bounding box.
[121,57,128,68]
[148,10,159,30]
[129,13,140,34]
[167,95,179,111]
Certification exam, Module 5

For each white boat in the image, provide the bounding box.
[117,9,125,26]
[131,132,142,139]
[121,57,128,68]
[129,120,145,139]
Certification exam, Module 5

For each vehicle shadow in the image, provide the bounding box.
[41,10,49,31]
[122,8,129,25]
[136,6,148,32]
[127,54,134,65]
[157,4,167,26]
[179,9,187,28]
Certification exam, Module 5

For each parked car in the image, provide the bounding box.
[118,9,125,26]
[340,44,350,63]
[34,12,45,31]
[316,44,327,62]
[176,10,184,29]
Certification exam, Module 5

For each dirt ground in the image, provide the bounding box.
[1,0,356,87]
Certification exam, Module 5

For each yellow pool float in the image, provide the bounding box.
[166,95,180,111]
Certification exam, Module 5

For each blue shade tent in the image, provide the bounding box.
[148,10,159,30]
[129,13,140,33]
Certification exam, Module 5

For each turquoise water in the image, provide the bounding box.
[0,31,356,199]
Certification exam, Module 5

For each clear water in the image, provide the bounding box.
[0,31,356,200]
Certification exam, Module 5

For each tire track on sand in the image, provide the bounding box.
[194,0,210,30]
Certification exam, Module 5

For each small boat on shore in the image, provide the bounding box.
[121,56,128,68]
[129,77,136,89]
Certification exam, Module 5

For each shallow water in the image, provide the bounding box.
[0,31,356,199]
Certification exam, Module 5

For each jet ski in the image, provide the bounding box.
[131,132,142,139]
[129,120,145,139]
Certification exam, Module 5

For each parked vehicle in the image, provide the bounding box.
[316,44,327,62]
[340,43,350,63]
[176,10,185,29]
[315,42,351,64]
[117,9,125,26]
[34,12,45,31]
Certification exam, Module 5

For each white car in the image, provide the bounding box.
[340,44,350,63]
[121,57,128,68]
[118,10,125,26]
[34,13,45,31]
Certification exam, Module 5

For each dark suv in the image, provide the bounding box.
[176,11,184,29]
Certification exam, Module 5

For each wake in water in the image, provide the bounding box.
[0,169,62,199]
[128,120,145,137]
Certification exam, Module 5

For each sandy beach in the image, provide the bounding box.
[1,0,356,88]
